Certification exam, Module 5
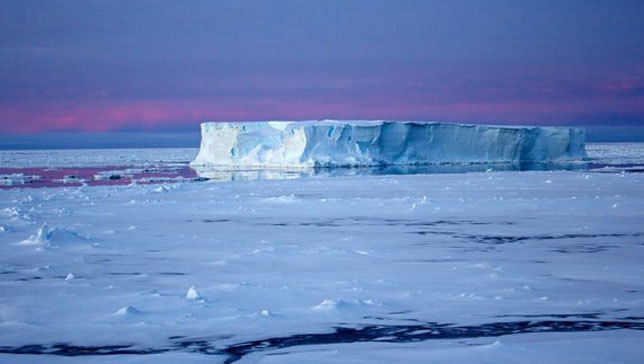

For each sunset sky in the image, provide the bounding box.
[1,0,643,133]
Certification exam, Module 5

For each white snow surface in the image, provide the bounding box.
[0,145,643,363]
[192,121,587,168]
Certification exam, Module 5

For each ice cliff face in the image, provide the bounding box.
[191,120,587,168]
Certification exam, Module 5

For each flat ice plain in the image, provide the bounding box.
[1,143,643,363]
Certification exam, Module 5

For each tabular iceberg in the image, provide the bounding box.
[191,120,586,168]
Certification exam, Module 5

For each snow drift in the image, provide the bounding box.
[191,120,586,168]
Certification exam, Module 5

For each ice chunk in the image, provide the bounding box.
[16,224,89,248]
[312,298,381,311]
[259,309,274,317]
[16,223,50,246]
[191,120,587,168]
[114,305,142,316]
[313,299,341,310]
[185,286,201,300]
[1,173,41,185]
[53,175,85,184]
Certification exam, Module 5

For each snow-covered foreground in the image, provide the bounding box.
[1,146,644,363]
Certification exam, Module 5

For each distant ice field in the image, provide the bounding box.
[0,148,198,168]
[0,143,643,363]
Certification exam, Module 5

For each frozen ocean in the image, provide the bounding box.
[1,142,644,363]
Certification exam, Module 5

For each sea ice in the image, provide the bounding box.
[0,144,643,363]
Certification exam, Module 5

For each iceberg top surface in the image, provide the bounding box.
[192,120,586,168]
[222,119,566,129]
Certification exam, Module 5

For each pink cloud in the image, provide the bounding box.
[2,74,643,133]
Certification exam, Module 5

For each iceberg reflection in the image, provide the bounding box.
[192,160,589,182]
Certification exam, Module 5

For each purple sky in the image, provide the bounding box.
[1,0,643,133]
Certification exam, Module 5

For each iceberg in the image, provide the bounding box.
[191,120,586,168]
